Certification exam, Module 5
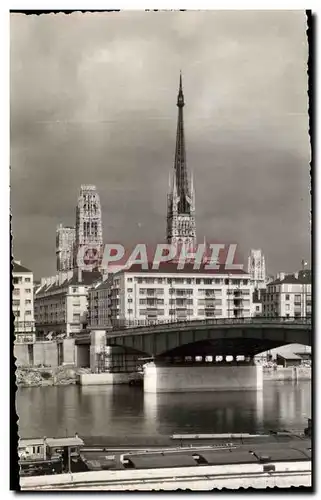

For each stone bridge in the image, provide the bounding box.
[75,318,311,393]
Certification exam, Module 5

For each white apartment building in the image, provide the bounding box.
[34,269,102,337]
[261,270,311,318]
[12,261,35,335]
[87,277,112,329]
[88,263,254,328]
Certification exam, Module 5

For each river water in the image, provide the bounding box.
[16,381,311,439]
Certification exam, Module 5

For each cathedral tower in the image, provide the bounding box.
[75,185,103,270]
[166,73,196,249]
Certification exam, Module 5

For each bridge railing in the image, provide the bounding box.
[110,316,311,334]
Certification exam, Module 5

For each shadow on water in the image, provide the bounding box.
[16,381,311,438]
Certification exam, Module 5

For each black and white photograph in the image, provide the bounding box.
[11,9,312,491]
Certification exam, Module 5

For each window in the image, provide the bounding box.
[128,298,133,303]
[72,287,77,293]
[25,277,31,283]
[25,310,31,316]
[13,289,20,296]
[25,289,31,294]
[128,288,133,293]
[204,279,212,285]
[127,278,133,282]
[196,279,201,284]
[13,277,22,284]
[285,294,290,301]
[127,309,133,314]
[256,305,260,311]
[25,299,31,305]
[13,300,20,307]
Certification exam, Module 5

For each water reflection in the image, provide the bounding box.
[16,381,311,439]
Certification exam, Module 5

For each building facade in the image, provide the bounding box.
[12,261,35,337]
[34,269,101,337]
[247,249,266,290]
[87,263,254,328]
[56,224,75,272]
[87,277,111,330]
[74,185,104,270]
[167,74,196,251]
[261,270,311,318]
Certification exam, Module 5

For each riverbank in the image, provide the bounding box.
[16,365,311,388]
[15,366,91,387]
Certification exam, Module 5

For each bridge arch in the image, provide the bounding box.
[106,319,311,358]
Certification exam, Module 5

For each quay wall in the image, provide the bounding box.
[19,461,311,491]
[14,339,78,369]
[263,366,311,382]
[79,372,130,386]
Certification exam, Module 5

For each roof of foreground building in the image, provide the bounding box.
[12,261,32,274]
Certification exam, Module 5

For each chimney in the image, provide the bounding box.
[294,272,299,279]
[78,268,82,283]
[277,272,285,281]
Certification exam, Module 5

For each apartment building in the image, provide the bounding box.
[261,270,311,318]
[87,263,254,328]
[34,269,102,337]
[87,277,112,329]
[12,261,35,335]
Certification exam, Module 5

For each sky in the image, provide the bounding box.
[10,10,311,279]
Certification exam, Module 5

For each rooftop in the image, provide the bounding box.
[116,262,248,276]
[36,270,102,294]
[12,261,32,274]
[269,271,311,286]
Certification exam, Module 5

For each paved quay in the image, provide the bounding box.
[20,462,312,490]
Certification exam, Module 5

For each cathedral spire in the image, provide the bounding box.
[166,74,196,248]
[174,72,189,214]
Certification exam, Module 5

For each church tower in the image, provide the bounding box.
[166,73,196,250]
[74,185,103,270]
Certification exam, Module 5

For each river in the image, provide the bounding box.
[16,381,311,439]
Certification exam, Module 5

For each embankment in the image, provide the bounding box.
[15,366,91,388]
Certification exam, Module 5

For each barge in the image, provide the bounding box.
[18,425,312,477]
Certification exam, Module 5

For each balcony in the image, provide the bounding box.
[15,333,36,344]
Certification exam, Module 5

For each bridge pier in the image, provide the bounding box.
[143,361,263,393]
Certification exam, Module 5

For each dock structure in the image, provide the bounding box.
[19,437,311,490]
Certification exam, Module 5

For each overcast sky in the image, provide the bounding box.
[11,10,310,279]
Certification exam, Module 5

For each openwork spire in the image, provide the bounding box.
[166,73,196,248]
[174,72,190,214]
